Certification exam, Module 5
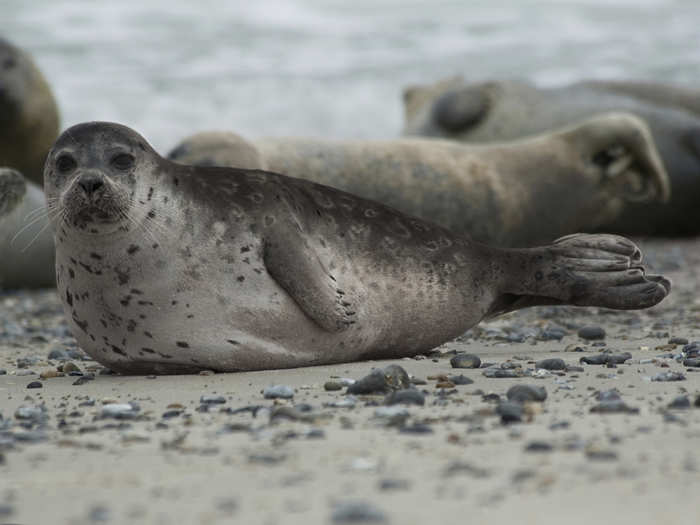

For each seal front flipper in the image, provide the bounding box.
[493,233,670,316]
[263,225,358,333]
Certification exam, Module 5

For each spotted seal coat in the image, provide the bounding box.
[402,77,700,235]
[168,113,668,247]
[45,122,670,374]
[0,37,59,186]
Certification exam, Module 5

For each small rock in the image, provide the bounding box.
[384,389,425,406]
[14,405,47,423]
[683,358,700,368]
[497,401,523,424]
[378,478,411,491]
[669,337,689,345]
[331,501,388,523]
[26,381,42,389]
[270,406,315,423]
[651,371,686,382]
[40,370,62,379]
[447,374,474,385]
[346,365,410,395]
[535,358,566,371]
[450,353,481,369]
[200,395,226,404]
[483,368,524,378]
[0,504,14,518]
[507,385,547,403]
[590,400,639,414]
[580,352,631,365]
[668,395,691,409]
[399,423,433,434]
[524,440,553,453]
[578,326,606,340]
[263,385,294,399]
[324,381,344,391]
[101,403,140,419]
[72,375,94,386]
[585,447,618,461]
[326,397,358,409]
[0,370,6,375]
[47,348,70,361]
[62,362,80,374]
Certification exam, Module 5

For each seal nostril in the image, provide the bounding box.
[78,176,104,195]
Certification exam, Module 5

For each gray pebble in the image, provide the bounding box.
[101,403,140,420]
[580,352,631,365]
[200,395,226,404]
[497,401,523,424]
[683,358,700,368]
[263,385,295,399]
[450,353,481,369]
[47,347,70,361]
[483,368,523,378]
[331,501,388,523]
[326,397,358,409]
[347,365,410,395]
[669,337,689,345]
[378,478,411,491]
[0,370,6,375]
[0,504,13,518]
[586,448,618,461]
[324,381,344,391]
[578,326,606,340]
[507,385,547,403]
[447,374,474,385]
[399,423,433,434]
[524,440,553,453]
[651,371,686,382]
[590,400,639,414]
[26,381,42,389]
[668,395,691,409]
[384,389,425,406]
[535,358,566,370]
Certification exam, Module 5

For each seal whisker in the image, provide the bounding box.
[10,209,54,245]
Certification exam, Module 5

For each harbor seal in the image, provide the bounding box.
[0,168,55,289]
[402,77,700,235]
[45,122,670,374]
[168,113,668,247]
[0,37,60,186]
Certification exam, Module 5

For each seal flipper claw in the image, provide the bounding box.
[497,233,670,314]
[263,226,358,333]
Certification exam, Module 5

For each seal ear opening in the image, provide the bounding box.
[431,85,489,134]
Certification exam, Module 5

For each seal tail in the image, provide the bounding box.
[486,233,671,318]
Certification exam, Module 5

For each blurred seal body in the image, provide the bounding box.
[402,78,700,235]
[168,113,668,247]
[0,37,59,185]
[45,122,670,374]
[0,168,55,288]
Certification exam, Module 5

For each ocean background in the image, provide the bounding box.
[3,0,699,153]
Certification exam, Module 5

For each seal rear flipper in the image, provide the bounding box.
[499,233,670,313]
[263,227,358,333]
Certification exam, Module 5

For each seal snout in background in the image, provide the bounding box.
[0,167,55,289]
[45,122,671,374]
[402,77,700,235]
[168,112,669,247]
[0,36,59,185]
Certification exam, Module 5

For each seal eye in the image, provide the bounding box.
[111,153,135,171]
[56,154,77,174]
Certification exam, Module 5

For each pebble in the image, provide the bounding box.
[0,504,13,518]
[263,385,295,399]
[101,403,140,419]
[585,447,618,461]
[448,374,474,385]
[346,365,410,395]
[40,370,62,379]
[450,353,481,369]
[378,478,411,491]
[651,371,686,382]
[331,501,388,523]
[535,358,566,370]
[269,406,315,423]
[507,385,547,403]
[497,401,523,424]
[669,337,689,345]
[683,342,700,358]
[14,405,47,423]
[384,389,425,406]
[374,406,410,420]
[483,368,524,378]
[524,440,553,453]
[590,400,639,414]
[26,381,42,389]
[668,395,691,409]
[578,326,606,340]
[326,397,358,409]
[399,423,433,434]
[580,352,632,365]
[62,362,80,374]
[683,358,700,368]
[0,370,6,375]
[200,395,226,404]
[73,375,94,385]
[324,381,344,391]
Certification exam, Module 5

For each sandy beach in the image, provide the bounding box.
[1,237,699,524]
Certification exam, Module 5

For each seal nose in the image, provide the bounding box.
[78,175,104,196]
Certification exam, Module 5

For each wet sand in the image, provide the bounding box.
[1,237,699,525]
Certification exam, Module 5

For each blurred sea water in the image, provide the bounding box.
[3,0,700,152]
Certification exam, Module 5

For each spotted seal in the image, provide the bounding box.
[0,37,59,186]
[402,77,700,235]
[0,167,55,288]
[168,113,668,247]
[45,122,670,374]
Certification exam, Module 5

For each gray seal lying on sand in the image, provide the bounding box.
[402,77,700,235]
[0,168,55,288]
[167,113,668,247]
[0,37,59,186]
[45,122,670,374]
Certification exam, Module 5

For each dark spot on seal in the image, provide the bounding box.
[535,271,543,281]
[144,331,153,339]
[137,300,154,306]
[120,295,131,307]
[68,268,75,279]
[78,262,94,274]
[158,352,173,359]
[147,187,154,201]
[110,345,127,356]
[141,348,155,354]
[72,315,88,334]
[173,177,179,186]
[152,243,159,250]
[127,319,137,332]
[240,246,250,253]
[237,276,245,282]
[89,252,102,260]
[115,266,130,285]
[127,244,140,255]
[176,341,189,348]
[171,300,178,306]
[100,319,107,328]
[65,289,73,307]
[226,340,240,345]
[130,288,143,295]
[147,210,156,219]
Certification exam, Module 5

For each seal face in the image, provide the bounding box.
[0,37,59,185]
[46,122,670,374]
